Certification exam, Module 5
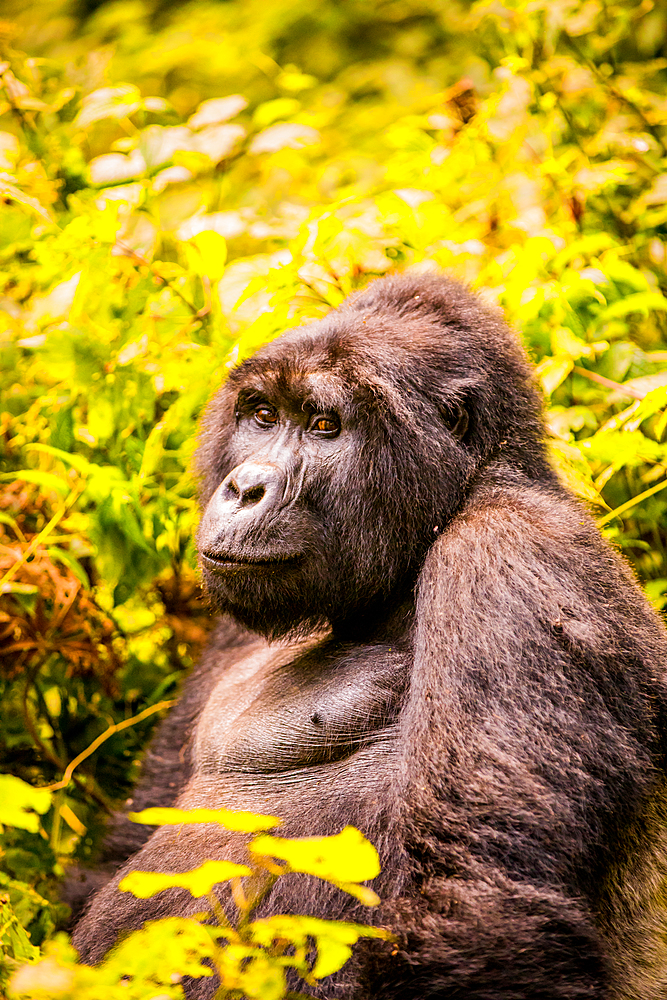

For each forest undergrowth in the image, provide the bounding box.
[2,0,667,994]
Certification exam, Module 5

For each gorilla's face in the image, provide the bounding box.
[199,388,344,569]
[197,329,476,640]
[197,367,362,637]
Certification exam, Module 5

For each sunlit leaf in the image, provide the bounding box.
[119,859,252,899]
[194,123,245,162]
[183,230,228,280]
[249,122,319,154]
[277,70,317,92]
[250,826,381,885]
[249,914,391,979]
[128,806,282,831]
[618,371,667,399]
[535,357,573,396]
[0,775,51,834]
[0,130,19,169]
[633,386,667,423]
[1,470,69,496]
[598,292,667,322]
[103,916,219,982]
[253,98,301,128]
[581,430,667,469]
[236,953,286,1000]
[89,150,146,185]
[75,85,143,127]
[188,95,248,130]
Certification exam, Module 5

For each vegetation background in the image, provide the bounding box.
[2,0,667,994]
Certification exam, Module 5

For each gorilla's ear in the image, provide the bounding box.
[440,403,469,441]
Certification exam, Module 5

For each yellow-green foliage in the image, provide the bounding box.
[3,797,388,999]
[1,0,667,993]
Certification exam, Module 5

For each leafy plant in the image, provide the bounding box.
[8,806,389,1000]
[1,0,667,992]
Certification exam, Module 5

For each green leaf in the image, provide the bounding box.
[119,859,253,899]
[0,776,51,834]
[0,872,54,944]
[87,396,116,443]
[0,582,39,596]
[138,420,166,480]
[183,230,227,281]
[0,179,53,224]
[250,914,391,980]
[25,445,92,475]
[128,806,282,831]
[0,471,69,496]
[1,582,40,614]
[250,826,380,885]
[0,894,40,964]
[0,513,23,536]
[46,547,90,588]
[598,292,667,322]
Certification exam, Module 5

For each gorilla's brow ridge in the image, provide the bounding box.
[237,367,354,416]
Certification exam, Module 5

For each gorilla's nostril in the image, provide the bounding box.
[220,464,276,508]
[241,484,266,506]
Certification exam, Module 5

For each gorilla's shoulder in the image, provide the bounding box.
[423,466,665,657]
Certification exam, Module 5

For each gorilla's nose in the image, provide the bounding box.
[222,463,280,508]
[198,462,289,553]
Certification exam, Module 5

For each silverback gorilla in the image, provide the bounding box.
[72,273,667,999]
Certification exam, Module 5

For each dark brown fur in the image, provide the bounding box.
[71,274,667,998]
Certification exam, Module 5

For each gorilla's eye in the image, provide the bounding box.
[254,405,278,427]
[310,415,340,437]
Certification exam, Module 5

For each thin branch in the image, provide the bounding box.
[572,366,646,400]
[0,483,84,589]
[22,667,114,813]
[597,477,667,527]
[45,699,175,792]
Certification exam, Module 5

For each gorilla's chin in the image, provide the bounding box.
[201,560,330,640]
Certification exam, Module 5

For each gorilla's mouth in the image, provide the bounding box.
[201,551,303,571]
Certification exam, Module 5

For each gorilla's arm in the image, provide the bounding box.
[65,619,257,916]
[372,469,667,1000]
[105,621,255,855]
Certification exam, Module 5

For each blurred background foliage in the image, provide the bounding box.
[2,0,667,984]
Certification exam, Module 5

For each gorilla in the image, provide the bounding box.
[72,273,667,999]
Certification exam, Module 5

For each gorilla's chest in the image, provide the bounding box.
[193,639,408,776]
